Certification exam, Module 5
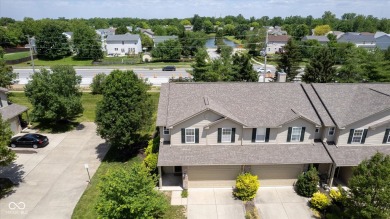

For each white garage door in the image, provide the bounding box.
[251,164,304,186]
[188,165,241,188]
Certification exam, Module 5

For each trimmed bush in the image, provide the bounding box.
[234,173,260,201]
[143,153,158,172]
[295,166,319,197]
[145,136,160,156]
[310,192,331,211]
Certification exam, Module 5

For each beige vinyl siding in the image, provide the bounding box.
[170,111,222,145]
[242,128,278,144]
[207,119,242,145]
[0,92,8,108]
[337,110,390,146]
[318,163,331,175]
[314,128,322,140]
[188,165,241,188]
[160,126,170,143]
[251,164,304,186]
[324,127,336,142]
[276,119,316,143]
[9,117,21,134]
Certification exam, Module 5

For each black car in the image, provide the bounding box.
[162,66,176,71]
[10,134,49,149]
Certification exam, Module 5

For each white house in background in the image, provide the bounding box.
[184,25,193,31]
[140,28,155,39]
[267,35,290,54]
[105,33,142,56]
[62,32,73,40]
[0,88,28,134]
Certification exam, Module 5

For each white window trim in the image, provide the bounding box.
[328,127,335,136]
[291,127,302,142]
[163,127,169,135]
[256,128,266,142]
[351,129,364,144]
[185,128,195,143]
[221,128,232,143]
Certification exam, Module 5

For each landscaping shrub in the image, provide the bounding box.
[310,192,331,211]
[143,153,158,172]
[90,73,106,94]
[234,173,260,201]
[329,186,347,205]
[181,189,188,198]
[295,165,319,197]
[145,136,160,156]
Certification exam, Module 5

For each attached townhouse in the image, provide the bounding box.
[0,88,28,134]
[156,83,390,189]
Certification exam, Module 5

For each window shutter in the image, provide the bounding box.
[347,129,354,144]
[287,127,292,142]
[383,129,390,144]
[300,127,306,142]
[252,128,256,143]
[195,128,199,143]
[231,128,236,143]
[217,128,222,143]
[361,129,368,144]
[265,128,270,142]
[181,128,185,143]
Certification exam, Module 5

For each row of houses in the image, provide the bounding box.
[156,82,390,189]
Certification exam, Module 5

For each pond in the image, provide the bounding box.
[205,37,237,48]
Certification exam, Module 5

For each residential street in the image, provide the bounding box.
[0,123,109,219]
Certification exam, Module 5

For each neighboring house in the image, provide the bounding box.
[375,34,390,50]
[156,83,390,189]
[329,31,344,39]
[184,25,193,31]
[267,26,288,35]
[337,33,376,49]
[62,32,73,40]
[95,27,116,38]
[153,35,178,47]
[267,35,290,54]
[0,88,28,134]
[105,33,142,56]
[302,36,330,44]
[140,28,155,39]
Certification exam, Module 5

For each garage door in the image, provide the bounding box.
[251,164,304,186]
[188,165,241,188]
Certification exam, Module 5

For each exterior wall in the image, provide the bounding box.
[337,110,390,146]
[9,116,21,134]
[318,163,331,175]
[323,127,336,142]
[267,42,286,54]
[338,166,353,184]
[276,119,316,143]
[106,38,142,55]
[207,119,242,145]
[376,35,390,50]
[314,128,321,140]
[170,111,223,145]
[0,92,8,107]
[160,126,170,142]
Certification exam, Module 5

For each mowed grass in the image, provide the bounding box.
[14,56,94,67]
[3,51,31,61]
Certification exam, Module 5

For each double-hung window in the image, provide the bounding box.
[222,128,232,143]
[352,129,364,143]
[163,127,169,135]
[185,128,195,143]
[291,127,302,142]
[328,127,335,136]
[256,128,266,142]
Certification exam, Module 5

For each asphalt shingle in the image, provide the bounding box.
[0,104,28,120]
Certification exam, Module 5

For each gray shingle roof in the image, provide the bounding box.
[156,83,321,128]
[0,104,28,120]
[0,87,8,93]
[106,34,140,43]
[312,84,390,128]
[303,36,329,42]
[325,143,390,166]
[158,143,332,166]
[153,36,178,44]
[338,34,375,43]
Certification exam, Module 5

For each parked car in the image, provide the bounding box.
[257,67,271,73]
[10,134,49,149]
[162,66,176,71]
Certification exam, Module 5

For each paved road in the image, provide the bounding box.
[13,68,191,86]
[0,123,109,219]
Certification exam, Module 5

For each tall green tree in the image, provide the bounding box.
[95,70,152,148]
[346,153,390,219]
[232,53,258,82]
[203,20,214,33]
[246,29,265,55]
[180,31,207,57]
[277,39,302,81]
[115,25,128,34]
[140,33,153,50]
[151,39,182,60]
[25,65,83,123]
[73,23,103,61]
[96,163,169,219]
[36,23,71,60]
[191,48,211,81]
[0,60,18,88]
[192,14,203,32]
[302,47,336,83]
[0,115,16,167]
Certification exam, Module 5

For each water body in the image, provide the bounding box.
[205,38,237,48]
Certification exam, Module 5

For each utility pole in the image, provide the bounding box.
[27,35,35,73]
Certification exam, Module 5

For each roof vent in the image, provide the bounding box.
[203,96,209,105]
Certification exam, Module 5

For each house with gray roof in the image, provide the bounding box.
[0,88,28,134]
[338,33,376,49]
[153,35,178,47]
[156,83,390,189]
[302,36,330,44]
[105,33,142,56]
[376,34,390,50]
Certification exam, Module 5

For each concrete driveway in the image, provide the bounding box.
[187,188,245,219]
[255,187,315,219]
[0,122,109,219]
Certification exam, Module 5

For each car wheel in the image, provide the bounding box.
[11,144,16,148]
[33,144,38,149]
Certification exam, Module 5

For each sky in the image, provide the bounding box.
[0,0,389,20]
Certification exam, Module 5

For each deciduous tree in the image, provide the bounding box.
[73,23,103,61]
[0,115,16,167]
[277,38,301,81]
[302,47,336,83]
[115,25,128,34]
[151,39,182,60]
[314,24,331,36]
[36,23,71,60]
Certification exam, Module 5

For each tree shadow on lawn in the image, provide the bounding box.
[33,120,80,133]
[103,134,151,163]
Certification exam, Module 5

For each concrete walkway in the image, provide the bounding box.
[255,187,315,219]
[0,123,109,219]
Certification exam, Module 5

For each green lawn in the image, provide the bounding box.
[13,56,94,67]
[3,51,31,61]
